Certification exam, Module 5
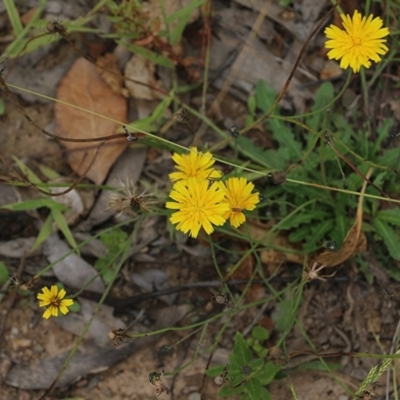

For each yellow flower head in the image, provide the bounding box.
[166,178,229,238]
[220,177,260,228]
[37,285,74,319]
[169,147,222,182]
[324,10,389,73]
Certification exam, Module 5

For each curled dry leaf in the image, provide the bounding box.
[55,57,128,184]
[96,53,129,97]
[309,169,373,268]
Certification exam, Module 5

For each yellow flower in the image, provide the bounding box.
[324,10,389,73]
[220,177,260,228]
[166,178,229,238]
[37,285,74,319]
[169,147,222,182]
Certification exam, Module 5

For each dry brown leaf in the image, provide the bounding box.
[309,169,372,268]
[124,54,165,100]
[55,58,128,184]
[96,53,129,97]
[247,222,304,266]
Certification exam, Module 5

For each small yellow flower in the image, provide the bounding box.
[324,10,389,73]
[169,147,222,182]
[220,177,260,228]
[37,285,74,319]
[166,178,229,238]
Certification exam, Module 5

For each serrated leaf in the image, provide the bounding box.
[373,218,400,260]
[280,210,329,230]
[255,80,276,113]
[232,332,253,366]
[289,224,313,243]
[303,218,335,251]
[376,208,400,228]
[236,136,274,169]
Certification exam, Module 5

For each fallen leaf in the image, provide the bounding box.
[124,54,165,100]
[309,168,372,267]
[55,58,128,184]
[96,53,129,97]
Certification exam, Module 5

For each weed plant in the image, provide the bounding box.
[0,1,400,399]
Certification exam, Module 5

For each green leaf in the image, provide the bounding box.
[244,377,263,400]
[205,365,226,377]
[218,384,244,397]
[258,361,281,385]
[376,208,400,228]
[0,262,9,285]
[373,218,400,260]
[255,80,276,113]
[167,0,205,45]
[1,199,68,211]
[247,94,256,115]
[0,97,5,116]
[235,137,274,169]
[288,224,313,243]
[32,213,54,251]
[121,42,174,68]
[279,210,329,230]
[4,0,24,34]
[231,332,253,366]
[68,299,81,313]
[37,164,60,180]
[51,209,79,254]
[13,156,43,184]
[251,326,269,341]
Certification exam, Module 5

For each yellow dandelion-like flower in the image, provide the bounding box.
[169,147,222,182]
[165,178,229,238]
[220,177,260,228]
[324,10,389,73]
[37,285,74,319]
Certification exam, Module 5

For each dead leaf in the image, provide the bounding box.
[55,58,128,184]
[124,54,165,100]
[309,168,372,267]
[320,60,343,80]
[96,53,129,97]
[247,222,304,266]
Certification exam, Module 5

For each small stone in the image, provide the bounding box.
[188,392,201,400]
[10,338,31,351]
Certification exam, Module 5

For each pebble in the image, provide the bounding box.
[188,392,201,400]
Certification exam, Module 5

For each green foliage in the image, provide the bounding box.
[0,262,9,285]
[94,228,129,283]
[243,80,400,255]
[206,332,280,399]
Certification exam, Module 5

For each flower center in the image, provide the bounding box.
[50,297,62,308]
